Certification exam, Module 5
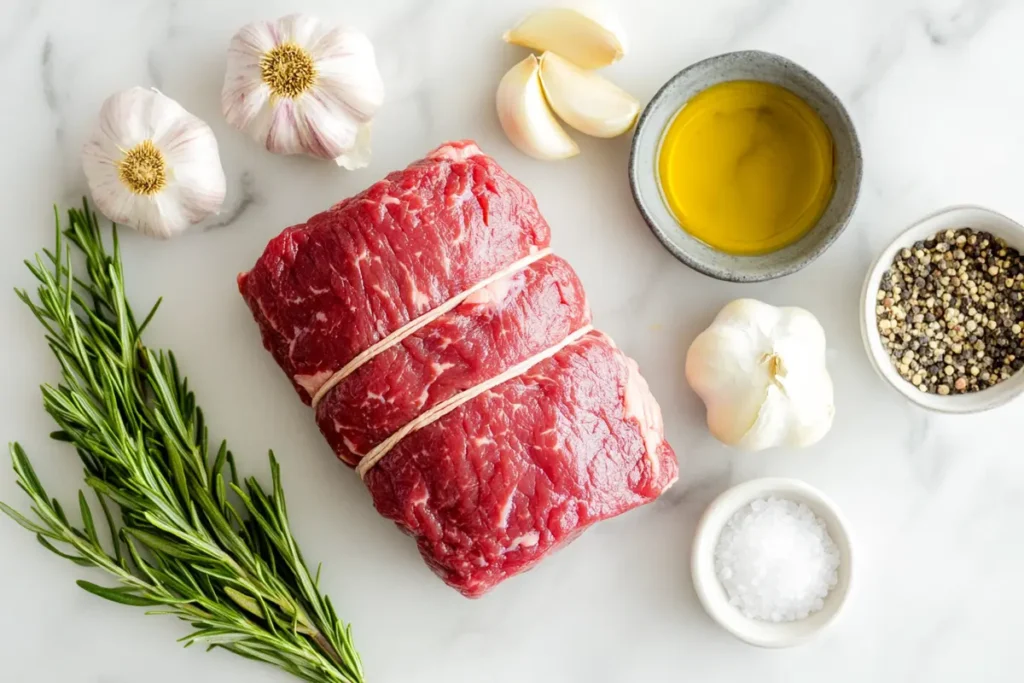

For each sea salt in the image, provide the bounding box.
[714,496,840,622]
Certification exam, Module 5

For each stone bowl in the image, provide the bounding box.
[628,50,862,282]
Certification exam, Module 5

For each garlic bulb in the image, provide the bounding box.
[685,299,835,450]
[538,52,639,138]
[82,87,226,239]
[496,54,579,160]
[503,7,626,69]
[222,14,384,169]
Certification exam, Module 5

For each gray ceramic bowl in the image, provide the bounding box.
[629,51,863,282]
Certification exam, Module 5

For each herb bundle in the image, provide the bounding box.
[0,202,364,683]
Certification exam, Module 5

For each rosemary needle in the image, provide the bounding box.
[0,201,364,683]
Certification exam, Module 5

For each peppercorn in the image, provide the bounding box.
[876,228,1024,394]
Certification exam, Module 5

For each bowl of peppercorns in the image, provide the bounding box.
[861,205,1024,413]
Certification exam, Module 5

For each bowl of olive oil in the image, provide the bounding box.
[629,51,862,282]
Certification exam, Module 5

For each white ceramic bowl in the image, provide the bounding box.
[860,205,1024,413]
[691,478,853,648]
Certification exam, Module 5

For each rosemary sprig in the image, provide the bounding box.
[0,202,364,683]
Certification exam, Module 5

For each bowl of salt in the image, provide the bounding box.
[690,477,853,648]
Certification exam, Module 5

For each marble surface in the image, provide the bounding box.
[1,0,1022,681]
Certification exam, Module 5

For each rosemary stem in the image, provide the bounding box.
[1,202,365,683]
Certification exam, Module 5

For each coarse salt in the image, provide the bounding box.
[714,496,840,622]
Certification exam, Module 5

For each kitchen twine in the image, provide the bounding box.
[305,247,593,479]
[310,248,553,410]
[354,323,593,479]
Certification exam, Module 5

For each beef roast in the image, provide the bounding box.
[239,141,677,597]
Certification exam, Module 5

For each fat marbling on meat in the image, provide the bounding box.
[239,140,677,597]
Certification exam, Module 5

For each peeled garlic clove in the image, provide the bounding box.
[503,7,625,70]
[538,51,639,138]
[496,54,579,161]
[82,87,226,239]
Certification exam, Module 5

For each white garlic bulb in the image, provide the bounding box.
[221,14,384,169]
[685,299,835,450]
[82,87,227,239]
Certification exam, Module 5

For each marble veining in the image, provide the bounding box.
[0,0,1022,681]
[207,170,260,230]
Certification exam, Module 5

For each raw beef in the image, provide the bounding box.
[239,141,678,597]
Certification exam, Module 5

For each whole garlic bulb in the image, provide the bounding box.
[221,14,384,169]
[685,299,835,450]
[82,87,227,239]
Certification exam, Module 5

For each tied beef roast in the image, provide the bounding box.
[239,141,677,597]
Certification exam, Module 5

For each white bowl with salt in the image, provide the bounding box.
[691,478,853,648]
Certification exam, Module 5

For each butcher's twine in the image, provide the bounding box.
[310,248,553,411]
[354,324,594,479]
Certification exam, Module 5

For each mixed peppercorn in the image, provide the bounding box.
[875,228,1024,395]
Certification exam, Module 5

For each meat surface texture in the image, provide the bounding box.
[239,140,678,597]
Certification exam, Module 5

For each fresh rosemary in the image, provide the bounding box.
[0,202,364,683]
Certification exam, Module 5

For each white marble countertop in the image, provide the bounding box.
[2,0,1023,681]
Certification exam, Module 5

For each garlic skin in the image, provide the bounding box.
[503,7,626,70]
[82,87,226,239]
[496,54,579,161]
[538,52,639,138]
[685,299,835,450]
[222,14,384,168]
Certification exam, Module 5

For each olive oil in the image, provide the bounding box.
[658,81,835,255]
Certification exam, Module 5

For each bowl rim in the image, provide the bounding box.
[690,477,854,648]
[859,204,1024,414]
[628,49,863,283]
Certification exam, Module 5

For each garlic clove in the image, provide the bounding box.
[222,14,384,165]
[686,325,770,449]
[312,27,385,119]
[82,87,226,239]
[312,26,384,168]
[538,51,639,138]
[503,7,626,70]
[496,55,580,161]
